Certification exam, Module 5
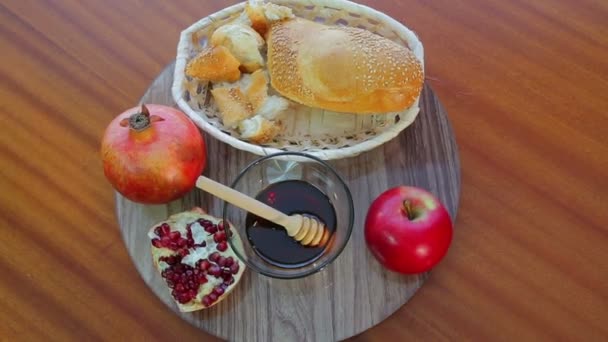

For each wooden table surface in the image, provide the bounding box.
[1,0,607,341]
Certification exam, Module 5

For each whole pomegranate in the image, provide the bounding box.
[101,104,206,204]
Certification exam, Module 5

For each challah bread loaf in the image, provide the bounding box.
[267,18,424,114]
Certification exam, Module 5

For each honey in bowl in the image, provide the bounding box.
[245,180,336,268]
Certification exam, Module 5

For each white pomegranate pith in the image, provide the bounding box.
[149,209,245,311]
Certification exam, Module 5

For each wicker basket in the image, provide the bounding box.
[172,0,424,160]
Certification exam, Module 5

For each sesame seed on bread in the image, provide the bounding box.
[267,18,424,114]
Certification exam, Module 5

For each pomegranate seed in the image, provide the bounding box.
[152,239,162,248]
[169,231,181,241]
[199,260,211,271]
[202,295,212,307]
[209,293,218,302]
[223,276,234,286]
[217,256,227,267]
[178,249,189,257]
[225,257,234,267]
[213,286,225,296]
[230,262,240,274]
[160,223,171,236]
[220,283,228,291]
[208,265,221,277]
[199,219,212,227]
[154,226,162,236]
[209,252,220,262]
[218,221,226,231]
[188,238,195,246]
[214,231,226,243]
[178,294,190,304]
[222,270,232,280]
[160,236,171,246]
[178,239,188,248]
[217,241,228,252]
[169,242,178,250]
[206,225,217,234]
[161,257,208,303]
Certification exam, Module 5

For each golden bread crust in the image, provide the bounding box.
[210,24,265,73]
[238,116,280,144]
[246,69,269,112]
[210,87,254,128]
[267,18,424,113]
[185,46,241,82]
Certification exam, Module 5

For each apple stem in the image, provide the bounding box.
[119,104,164,131]
[403,200,416,220]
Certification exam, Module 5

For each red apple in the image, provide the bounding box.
[364,186,453,274]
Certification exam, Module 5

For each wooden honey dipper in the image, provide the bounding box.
[196,176,330,246]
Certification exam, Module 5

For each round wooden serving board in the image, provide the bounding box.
[117,63,461,342]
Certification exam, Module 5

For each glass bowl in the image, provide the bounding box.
[223,152,354,279]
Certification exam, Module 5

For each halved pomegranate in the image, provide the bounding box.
[149,207,245,312]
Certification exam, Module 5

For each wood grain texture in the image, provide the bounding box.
[1,0,607,341]
[117,65,460,342]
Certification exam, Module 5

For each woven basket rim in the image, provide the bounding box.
[172,0,424,160]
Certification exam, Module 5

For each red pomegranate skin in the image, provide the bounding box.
[101,104,206,204]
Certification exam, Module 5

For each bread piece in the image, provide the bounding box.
[238,115,280,143]
[267,18,424,113]
[256,95,290,120]
[211,24,265,73]
[210,87,254,128]
[149,208,246,312]
[245,1,294,36]
[210,70,286,142]
[246,69,269,112]
[186,46,241,82]
[212,70,269,113]
[212,72,253,92]
[245,2,268,36]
